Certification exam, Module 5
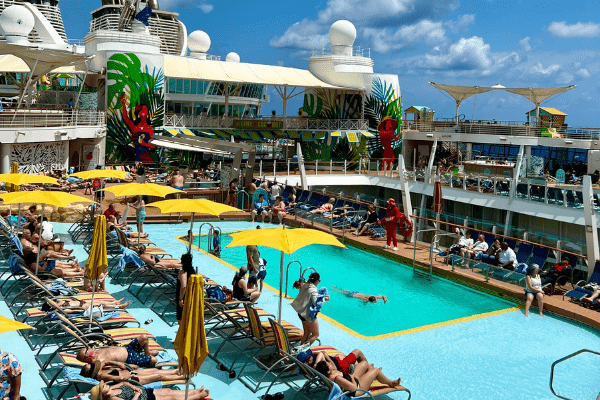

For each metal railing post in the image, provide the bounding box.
[287,160,290,176]
[273,159,277,180]
[330,160,333,174]
[344,160,347,174]
[315,160,318,175]
[259,160,263,176]
[544,181,548,204]
[376,160,380,175]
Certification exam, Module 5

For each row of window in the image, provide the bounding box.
[166,78,265,99]
[471,144,589,165]
[166,102,257,117]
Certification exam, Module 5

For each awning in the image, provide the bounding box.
[162,128,372,142]
[151,136,232,155]
[428,82,494,104]
[0,44,90,77]
[164,56,362,90]
[0,54,87,74]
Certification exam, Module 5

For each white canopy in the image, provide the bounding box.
[164,55,360,90]
[428,82,576,122]
[0,54,86,74]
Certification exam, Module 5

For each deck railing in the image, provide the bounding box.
[164,113,368,131]
[0,109,106,128]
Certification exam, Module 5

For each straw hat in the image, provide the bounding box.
[90,380,104,400]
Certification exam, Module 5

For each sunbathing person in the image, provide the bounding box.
[42,298,130,313]
[24,252,83,278]
[331,286,387,304]
[107,223,148,239]
[136,246,182,269]
[298,348,368,375]
[310,198,335,214]
[582,288,600,304]
[90,381,210,400]
[314,360,404,393]
[31,232,75,259]
[81,361,185,385]
[77,335,159,368]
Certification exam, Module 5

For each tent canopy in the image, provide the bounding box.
[164,56,362,90]
[0,54,85,74]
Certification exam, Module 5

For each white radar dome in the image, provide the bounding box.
[226,52,240,63]
[329,20,356,48]
[188,30,211,53]
[0,5,34,45]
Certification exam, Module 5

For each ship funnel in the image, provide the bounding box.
[148,0,159,9]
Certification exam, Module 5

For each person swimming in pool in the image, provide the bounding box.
[331,286,387,304]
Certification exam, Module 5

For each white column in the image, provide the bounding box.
[426,139,438,185]
[1,144,11,174]
[583,176,600,280]
[296,142,308,190]
[398,155,415,242]
[465,143,473,161]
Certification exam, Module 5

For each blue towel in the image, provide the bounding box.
[10,233,23,255]
[96,311,120,322]
[67,177,83,183]
[156,351,176,364]
[327,383,346,400]
[8,254,22,274]
[117,247,145,271]
[310,287,328,321]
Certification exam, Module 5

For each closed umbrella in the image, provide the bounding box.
[101,183,182,244]
[0,314,31,334]
[5,162,19,192]
[173,274,208,400]
[432,180,443,229]
[84,215,108,329]
[147,199,240,253]
[226,227,345,322]
[0,191,94,274]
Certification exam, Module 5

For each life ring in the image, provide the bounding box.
[399,214,412,238]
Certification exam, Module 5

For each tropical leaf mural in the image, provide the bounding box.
[364,77,402,159]
[106,53,164,163]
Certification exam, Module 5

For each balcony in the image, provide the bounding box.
[164,113,369,131]
[0,109,106,128]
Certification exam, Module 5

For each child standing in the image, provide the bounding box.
[211,229,221,257]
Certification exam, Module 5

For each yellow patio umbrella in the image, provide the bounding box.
[69,170,131,180]
[101,183,183,244]
[173,274,208,400]
[226,227,346,321]
[0,173,58,186]
[0,314,31,334]
[147,199,240,253]
[0,191,94,274]
[84,215,108,329]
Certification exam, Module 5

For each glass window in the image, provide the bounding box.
[174,103,181,113]
[184,80,190,94]
[176,79,183,94]
[168,78,176,93]
[191,80,197,95]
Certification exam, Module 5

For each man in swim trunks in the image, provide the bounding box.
[331,286,387,304]
[81,360,186,385]
[76,335,159,368]
[246,226,262,290]
[170,169,185,190]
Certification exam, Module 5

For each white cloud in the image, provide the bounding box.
[418,36,493,71]
[577,68,591,78]
[198,2,213,13]
[548,21,600,38]
[519,37,531,51]
[529,62,561,75]
[269,19,329,50]
[444,14,475,34]
[363,20,446,53]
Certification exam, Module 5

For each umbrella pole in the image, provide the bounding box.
[88,279,97,330]
[278,250,284,323]
[184,376,190,400]
[137,195,141,246]
[35,203,46,275]
[187,212,195,254]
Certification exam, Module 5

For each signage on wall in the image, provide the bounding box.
[233,120,283,130]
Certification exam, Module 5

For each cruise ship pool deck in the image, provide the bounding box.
[7,221,600,399]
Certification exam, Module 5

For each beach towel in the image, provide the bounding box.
[63,366,163,389]
[310,287,329,321]
[117,247,145,271]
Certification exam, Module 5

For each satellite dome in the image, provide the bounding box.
[188,30,211,53]
[0,5,34,45]
[329,20,356,48]
[226,52,240,63]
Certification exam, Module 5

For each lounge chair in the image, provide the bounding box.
[564,260,600,303]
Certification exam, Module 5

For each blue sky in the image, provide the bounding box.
[60,0,600,126]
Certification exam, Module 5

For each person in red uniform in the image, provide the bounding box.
[377,116,400,172]
[377,198,402,251]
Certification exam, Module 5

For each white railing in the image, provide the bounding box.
[311,46,371,58]
[0,109,106,128]
[164,114,369,131]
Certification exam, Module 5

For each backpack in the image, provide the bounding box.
[205,286,226,303]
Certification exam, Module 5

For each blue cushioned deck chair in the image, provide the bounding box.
[515,243,533,264]
[564,260,600,303]
[528,247,550,271]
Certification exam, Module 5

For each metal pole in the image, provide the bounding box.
[35,203,46,275]
[88,280,96,330]
[278,250,284,323]
[187,212,195,254]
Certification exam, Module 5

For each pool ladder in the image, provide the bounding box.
[550,349,600,400]
[284,261,317,298]
[197,222,222,254]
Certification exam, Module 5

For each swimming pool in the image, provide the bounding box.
[194,230,516,337]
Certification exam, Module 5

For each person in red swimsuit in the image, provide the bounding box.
[377,116,400,172]
[121,94,155,162]
[376,198,402,251]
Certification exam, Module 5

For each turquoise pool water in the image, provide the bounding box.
[195,232,515,337]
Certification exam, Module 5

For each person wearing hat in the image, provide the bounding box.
[89,380,210,400]
[81,360,186,385]
[376,199,402,251]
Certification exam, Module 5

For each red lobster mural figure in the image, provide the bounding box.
[377,116,400,171]
[376,198,412,249]
[121,93,155,162]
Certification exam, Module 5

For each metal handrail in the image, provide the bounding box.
[550,349,600,400]
[429,232,458,275]
[237,189,250,210]
[284,260,302,299]
[197,222,215,253]
[412,228,440,272]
